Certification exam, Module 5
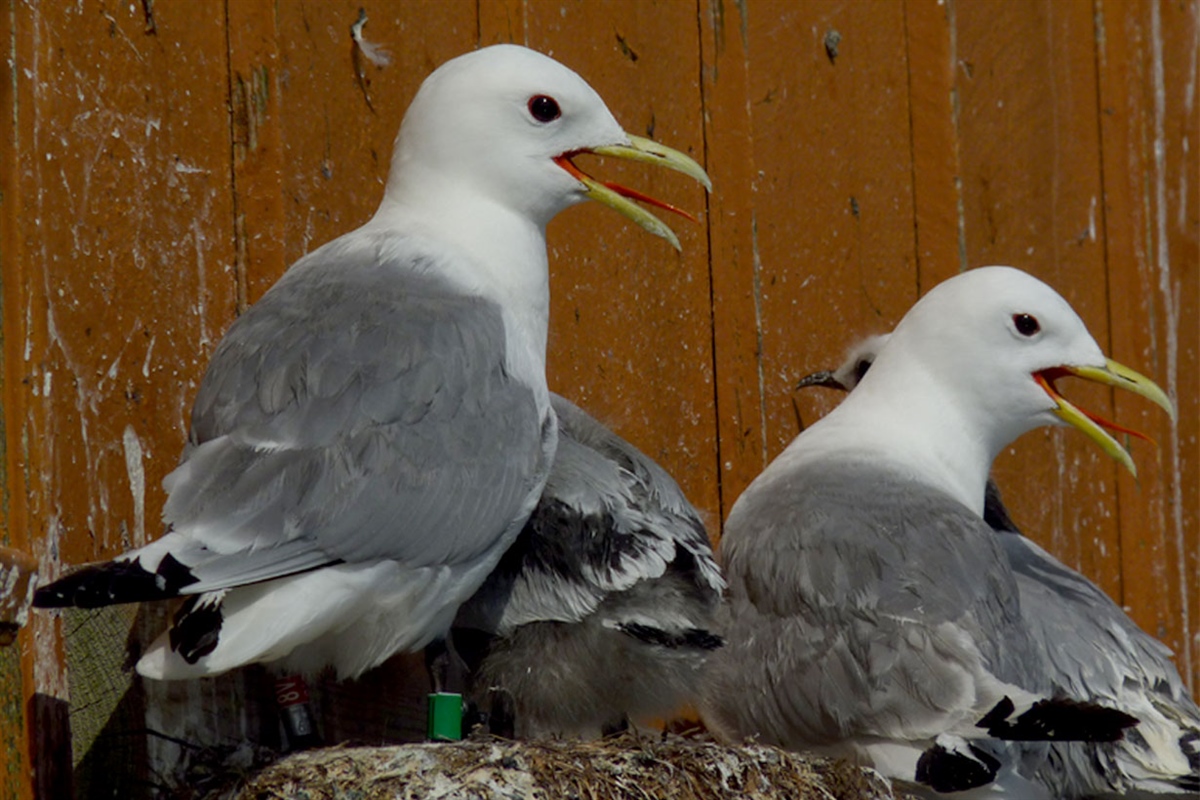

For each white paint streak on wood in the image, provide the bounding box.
[123,425,146,549]
[1150,0,1192,691]
[24,1,71,702]
[142,334,156,377]
[194,208,210,348]
[749,214,768,469]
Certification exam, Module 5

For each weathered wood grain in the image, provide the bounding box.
[704,0,923,515]
[1095,0,1198,682]
[953,1,1126,610]
[1,2,1195,797]
[478,2,719,525]
[2,3,239,797]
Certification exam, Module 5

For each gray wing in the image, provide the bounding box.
[988,487,1200,795]
[151,238,549,591]
[550,395,722,593]
[455,394,721,635]
[705,461,1043,750]
[999,534,1184,702]
[984,480,1189,705]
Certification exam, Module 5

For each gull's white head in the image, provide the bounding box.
[810,267,1172,496]
[382,44,708,246]
[879,267,1111,449]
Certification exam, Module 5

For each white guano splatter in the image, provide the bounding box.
[123,425,146,548]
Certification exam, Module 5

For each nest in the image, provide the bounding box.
[219,731,912,800]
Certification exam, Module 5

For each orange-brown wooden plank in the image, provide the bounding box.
[271,2,480,284]
[1148,0,1199,694]
[1096,0,1199,688]
[952,0,1128,604]
[259,2,483,744]
[906,0,966,289]
[699,0,768,520]
[228,0,288,313]
[2,2,240,796]
[8,1,240,585]
[0,3,30,793]
[476,3,718,525]
[704,1,922,522]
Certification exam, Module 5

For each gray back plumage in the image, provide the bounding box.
[453,395,723,737]
[457,394,721,634]
[999,535,1180,701]
[706,459,1045,750]
[161,237,550,588]
[985,484,1200,797]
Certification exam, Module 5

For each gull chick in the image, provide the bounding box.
[454,394,724,738]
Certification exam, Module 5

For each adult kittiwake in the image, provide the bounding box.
[702,266,1175,798]
[453,393,724,738]
[799,333,1200,798]
[34,44,711,682]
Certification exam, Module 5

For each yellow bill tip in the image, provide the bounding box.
[1037,357,1173,477]
[591,136,712,191]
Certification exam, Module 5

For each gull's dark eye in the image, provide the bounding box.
[1013,313,1040,336]
[528,95,561,123]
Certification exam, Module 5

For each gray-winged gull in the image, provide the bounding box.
[702,266,1175,798]
[799,333,1200,797]
[452,393,724,738]
[34,44,711,683]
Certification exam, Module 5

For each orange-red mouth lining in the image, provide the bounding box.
[1034,369,1154,443]
[554,154,699,223]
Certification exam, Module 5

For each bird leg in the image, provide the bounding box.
[274,675,322,751]
[423,636,469,695]
[485,688,516,738]
[601,714,631,738]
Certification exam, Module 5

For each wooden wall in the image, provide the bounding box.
[0,1,1195,796]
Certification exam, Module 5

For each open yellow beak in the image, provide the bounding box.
[555,134,710,251]
[1035,359,1175,477]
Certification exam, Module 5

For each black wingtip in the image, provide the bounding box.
[33,553,199,609]
[1173,774,1200,793]
[976,696,1016,730]
[978,695,1139,742]
[681,628,725,651]
[915,741,1000,793]
[168,594,223,664]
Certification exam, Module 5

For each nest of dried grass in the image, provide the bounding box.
[219,731,913,800]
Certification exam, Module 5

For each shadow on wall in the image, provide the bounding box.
[48,604,432,798]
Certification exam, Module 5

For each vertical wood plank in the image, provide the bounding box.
[2,2,239,794]
[1148,0,1199,694]
[704,0,922,522]
[700,0,765,520]
[953,0,1127,603]
[1096,0,1199,687]
[272,1,479,278]
[228,0,287,312]
[906,0,966,289]
[480,3,719,525]
[8,1,240,574]
[0,1,33,791]
[214,0,484,759]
